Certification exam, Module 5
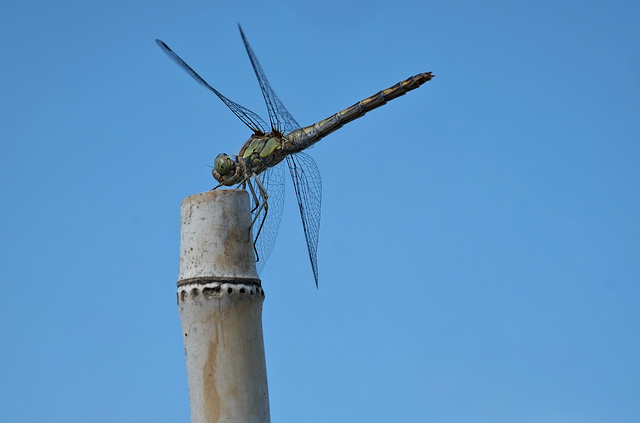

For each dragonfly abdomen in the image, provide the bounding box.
[284,72,434,152]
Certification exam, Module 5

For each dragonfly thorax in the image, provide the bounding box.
[240,133,287,171]
[211,133,287,187]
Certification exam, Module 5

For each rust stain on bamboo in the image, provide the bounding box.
[203,318,222,423]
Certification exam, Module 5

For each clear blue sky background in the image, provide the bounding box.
[1,0,639,422]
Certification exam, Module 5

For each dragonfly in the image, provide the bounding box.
[156,26,434,287]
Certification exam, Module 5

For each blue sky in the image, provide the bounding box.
[1,0,639,422]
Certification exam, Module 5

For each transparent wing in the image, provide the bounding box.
[250,164,286,274]
[156,39,268,134]
[286,152,322,287]
[238,26,300,134]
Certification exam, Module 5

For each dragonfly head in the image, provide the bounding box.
[212,153,243,186]
[214,153,234,174]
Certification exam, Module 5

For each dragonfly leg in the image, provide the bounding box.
[248,173,270,262]
[249,174,269,230]
[245,178,261,214]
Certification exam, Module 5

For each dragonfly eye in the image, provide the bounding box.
[214,153,234,175]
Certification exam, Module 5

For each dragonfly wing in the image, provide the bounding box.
[237,26,300,134]
[156,39,268,134]
[250,164,286,274]
[286,152,322,287]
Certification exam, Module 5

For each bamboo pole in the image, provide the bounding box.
[177,190,270,423]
